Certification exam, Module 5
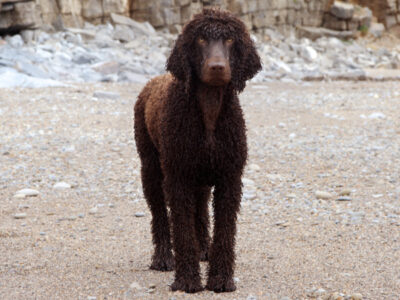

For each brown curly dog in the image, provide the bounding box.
[134,8,261,293]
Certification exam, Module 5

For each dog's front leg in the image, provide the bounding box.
[206,176,241,292]
[164,179,203,293]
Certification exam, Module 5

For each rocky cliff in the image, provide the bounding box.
[0,0,399,35]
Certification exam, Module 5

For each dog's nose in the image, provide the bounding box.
[208,61,226,72]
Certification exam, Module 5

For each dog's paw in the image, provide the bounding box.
[170,278,203,293]
[206,275,236,293]
[150,253,175,271]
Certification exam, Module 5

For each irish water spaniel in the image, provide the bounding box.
[134,8,261,293]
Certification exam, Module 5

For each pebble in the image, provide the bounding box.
[368,112,386,119]
[15,188,40,197]
[135,212,145,217]
[339,189,352,196]
[88,207,98,215]
[315,190,333,200]
[93,91,121,99]
[14,213,27,219]
[351,293,363,300]
[14,194,27,199]
[337,196,352,201]
[129,281,142,290]
[53,181,72,189]
[249,163,261,171]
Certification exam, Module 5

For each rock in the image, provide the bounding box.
[0,68,66,88]
[266,174,283,182]
[323,13,348,31]
[315,191,333,200]
[353,6,372,28]
[129,281,143,290]
[0,1,41,33]
[369,23,385,38]
[330,1,354,20]
[297,26,357,40]
[92,61,120,75]
[368,112,386,119]
[337,196,352,201]
[242,178,256,186]
[14,213,27,219]
[110,13,156,36]
[249,163,261,171]
[328,292,343,300]
[351,293,363,300]
[67,28,96,38]
[6,35,24,48]
[301,45,318,62]
[15,188,40,197]
[14,194,27,199]
[135,212,145,217]
[88,207,98,215]
[113,24,136,42]
[53,182,72,189]
[118,71,148,83]
[339,189,351,196]
[93,91,121,99]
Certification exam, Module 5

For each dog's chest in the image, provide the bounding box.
[197,87,223,147]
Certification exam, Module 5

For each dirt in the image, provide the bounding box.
[0,81,399,299]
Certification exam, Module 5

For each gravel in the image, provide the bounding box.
[0,81,400,299]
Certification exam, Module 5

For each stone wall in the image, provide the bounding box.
[1,0,400,35]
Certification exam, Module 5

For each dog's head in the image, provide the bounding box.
[166,8,262,92]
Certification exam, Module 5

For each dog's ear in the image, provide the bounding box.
[231,30,262,92]
[166,33,192,89]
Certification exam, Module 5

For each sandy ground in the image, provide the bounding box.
[0,81,399,300]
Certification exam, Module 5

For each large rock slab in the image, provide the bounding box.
[330,1,354,20]
[297,26,357,40]
[0,1,41,33]
[110,13,156,35]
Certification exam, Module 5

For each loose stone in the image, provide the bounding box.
[135,212,145,217]
[15,188,40,197]
[337,196,352,201]
[315,190,333,200]
[53,182,72,189]
[14,213,27,219]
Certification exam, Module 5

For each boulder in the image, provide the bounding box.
[369,22,385,37]
[330,1,354,20]
[353,5,372,28]
[0,1,41,33]
[110,13,156,35]
[323,13,347,31]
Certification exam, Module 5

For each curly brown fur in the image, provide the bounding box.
[134,8,261,293]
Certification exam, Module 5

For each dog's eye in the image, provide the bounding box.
[226,38,234,44]
[198,37,207,45]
